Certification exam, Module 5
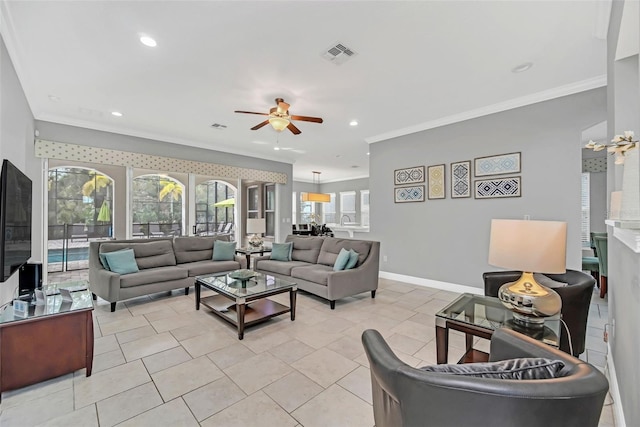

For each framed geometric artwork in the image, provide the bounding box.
[395,185,425,203]
[474,176,521,199]
[394,166,425,185]
[427,164,445,199]
[450,160,471,198]
[474,152,521,177]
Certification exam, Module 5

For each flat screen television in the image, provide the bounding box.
[0,159,32,282]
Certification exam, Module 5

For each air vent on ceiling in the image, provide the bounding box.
[210,123,227,129]
[321,42,358,65]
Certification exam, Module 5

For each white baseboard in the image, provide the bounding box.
[607,342,627,427]
[379,271,483,295]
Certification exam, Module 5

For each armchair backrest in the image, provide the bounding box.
[483,269,595,356]
[362,328,608,427]
[593,235,608,276]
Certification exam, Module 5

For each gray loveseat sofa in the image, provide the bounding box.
[89,236,246,311]
[254,235,380,309]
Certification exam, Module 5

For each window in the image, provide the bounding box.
[132,175,184,236]
[292,192,297,224]
[195,180,235,234]
[247,186,259,219]
[322,193,336,224]
[300,195,315,223]
[340,191,356,223]
[360,190,370,226]
[581,173,590,247]
[265,184,276,237]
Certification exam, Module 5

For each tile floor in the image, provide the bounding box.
[0,271,616,426]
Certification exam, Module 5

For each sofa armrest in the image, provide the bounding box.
[89,268,122,303]
[235,255,248,269]
[327,241,380,300]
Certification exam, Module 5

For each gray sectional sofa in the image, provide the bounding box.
[254,235,380,309]
[89,236,246,311]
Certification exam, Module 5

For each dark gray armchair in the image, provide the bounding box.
[362,328,608,427]
[483,269,595,356]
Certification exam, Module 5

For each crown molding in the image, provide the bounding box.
[366,75,607,144]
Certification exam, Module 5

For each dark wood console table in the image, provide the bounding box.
[0,288,94,401]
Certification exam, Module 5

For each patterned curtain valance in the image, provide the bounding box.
[35,139,288,184]
[582,157,607,173]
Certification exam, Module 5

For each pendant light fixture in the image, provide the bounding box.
[301,171,331,203]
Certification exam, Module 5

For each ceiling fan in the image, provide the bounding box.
[235,98,323,135]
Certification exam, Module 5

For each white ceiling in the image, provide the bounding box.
[0,1,608,183]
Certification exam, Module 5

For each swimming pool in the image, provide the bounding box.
[48,247,89,263]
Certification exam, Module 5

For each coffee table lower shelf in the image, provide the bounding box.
[459,349,489,364]
[200,294,291,329]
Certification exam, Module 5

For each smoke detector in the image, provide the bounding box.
[321,42,358,65]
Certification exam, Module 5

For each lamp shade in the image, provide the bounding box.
[488,219,567,274]
[246,218,266,234]
[301,192,331,203]
[269,117,289,132]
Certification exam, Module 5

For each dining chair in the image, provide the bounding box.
[593,235,608,298]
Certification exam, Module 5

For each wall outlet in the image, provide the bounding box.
[524,214,530,220]
[383,255,388,262]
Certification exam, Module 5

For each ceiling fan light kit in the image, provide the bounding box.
[235,98,323,135]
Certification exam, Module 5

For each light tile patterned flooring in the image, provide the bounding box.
[0,271,615,426]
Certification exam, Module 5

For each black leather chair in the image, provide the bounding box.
[483,269,595,356]
[362,328,608,427]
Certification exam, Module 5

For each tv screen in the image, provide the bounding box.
[0,159,32,282]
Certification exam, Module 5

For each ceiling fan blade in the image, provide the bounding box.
[251,120,270,130]
[276,100,290,115]
[287,122,302,135]
[235,110,269,116]
[290,115,323,123]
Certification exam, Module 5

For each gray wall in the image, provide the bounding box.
[606,1,640,425]
[590,171,607,233]
[0,35,36,305]
[369,88,606,288]
[36,121,293,244]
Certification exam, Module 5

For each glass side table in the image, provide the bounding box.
[435,293,560,364]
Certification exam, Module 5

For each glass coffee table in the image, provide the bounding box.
[195,271,296,340]
[435,293,560,364]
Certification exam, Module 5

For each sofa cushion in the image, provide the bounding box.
[345,249,359,270]
[333,248,351,271]
[420,358,565,380]
[256,259,310,276]
[173,235,229,263]
[100,240,176,270]
[212,240,236,261]
[181,260,241,276]
[285,235,324,263]
[271,242,293,261]
[102,249,139,275]
[119,265,188,288]
[291,264,333,286]
[317,238,372,267]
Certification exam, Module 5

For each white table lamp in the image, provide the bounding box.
[247,218,266,248]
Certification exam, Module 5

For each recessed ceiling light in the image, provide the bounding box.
[349,120,358,126]
[48,95,60,102]
[140,36,157,47]
[511,62,533,73]
[274,146,280,151]
[111,111,123,117]
[366,152,370,156]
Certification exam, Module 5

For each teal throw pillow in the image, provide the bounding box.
[98,253,111,271]
[333,248,351,271]
[102,249,139,275]
[212,240,237,261]
[345,249,359,269]
[270,242,293,261]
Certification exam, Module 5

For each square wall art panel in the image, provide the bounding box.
[428,164,445,199]
[475,177,521,199]
[395,186,425,203]
[394,166,425,185]
[451,160,471,198]
[474,152,521,177]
